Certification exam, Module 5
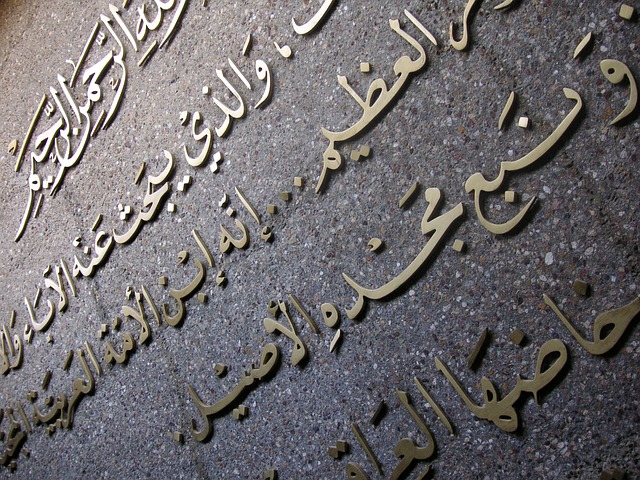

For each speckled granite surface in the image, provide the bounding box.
[0,0,638,478]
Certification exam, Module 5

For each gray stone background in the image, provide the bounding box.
[0,0,638,478]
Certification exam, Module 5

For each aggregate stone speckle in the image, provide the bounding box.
[0,0,638,478]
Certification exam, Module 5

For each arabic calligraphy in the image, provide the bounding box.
[316,14,428,192]
[187,343,280,442]
[0,0,638,476]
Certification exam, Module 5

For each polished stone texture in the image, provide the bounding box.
[0,0,638,478]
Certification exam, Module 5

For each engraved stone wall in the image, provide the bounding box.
[0,1,638,478]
